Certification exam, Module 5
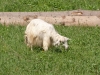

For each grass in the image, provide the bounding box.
[0,0,100,75]
[0,0,100,11]
[0,25,100,75]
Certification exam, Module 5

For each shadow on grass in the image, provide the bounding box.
[49,46,70,53]
[26,45,70,53]
[26,46,43,52]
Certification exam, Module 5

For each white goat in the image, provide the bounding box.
[25,19,69,51]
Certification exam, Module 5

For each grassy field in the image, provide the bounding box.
[0,25,100,75]
[0,0,100,11]
[0,0,100,75]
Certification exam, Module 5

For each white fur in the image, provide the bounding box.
[25,19,69,51]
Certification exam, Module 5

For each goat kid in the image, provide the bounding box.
[25,19,70,51]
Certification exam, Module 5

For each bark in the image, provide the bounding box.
[0,10,100,26]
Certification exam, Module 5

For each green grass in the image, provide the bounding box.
[0,0,100,11]
[0,0,100,75]
[0,25,100,75]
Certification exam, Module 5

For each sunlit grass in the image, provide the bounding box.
[0,0,100,74]
[0,25,100,75]
[0,0,100,11]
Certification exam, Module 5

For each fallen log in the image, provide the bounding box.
[0,10,100,26]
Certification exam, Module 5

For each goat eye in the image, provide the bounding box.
[61,41,64,44]
[60,41,62,43]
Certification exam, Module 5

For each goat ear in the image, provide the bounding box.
[66,38,71,41]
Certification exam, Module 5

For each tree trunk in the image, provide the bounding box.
[0,10,100,26]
